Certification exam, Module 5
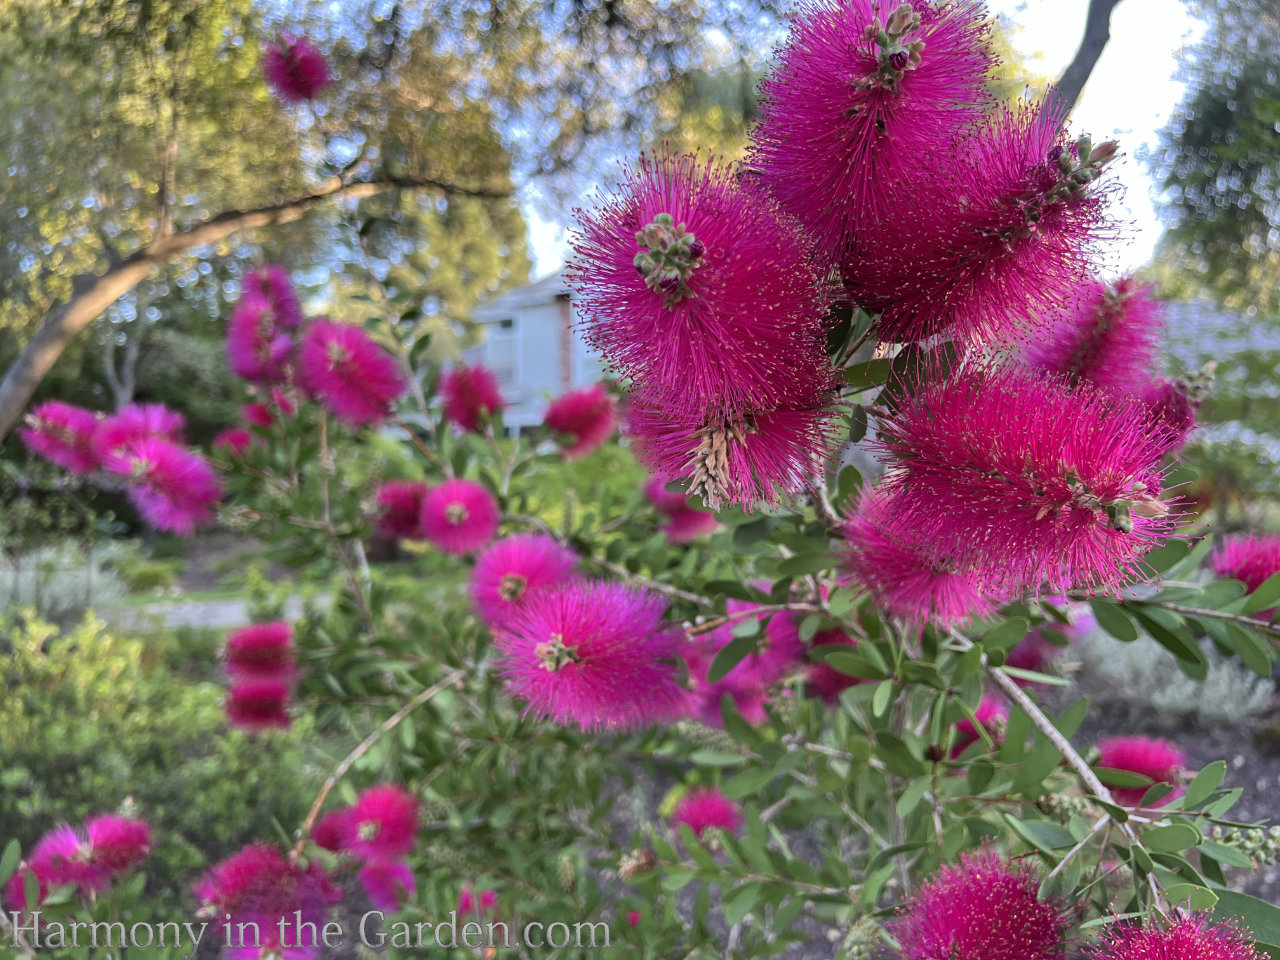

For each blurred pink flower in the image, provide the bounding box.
[419,478,500,555]
[375,480,431,539]
[349,785,418,860]
[952,695,1009,758]
[104,436,223,535]
[297,319,405,427]
[19,401,101,473]
[95,403,187,466]
[225,679,292,733]
[84,815,151,882]
[1085,914,1260,960]
[543,384,617,458]
[244,265,303,330]
[357,859,415,912]
[224,622,295,682]
[441,364,504,433]
[263,35,330,103]
[226,294,293,383]
[670,787,742,839]
[1096,735,1185,807]
[470,533,578,629]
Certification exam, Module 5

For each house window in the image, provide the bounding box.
[489,318,519,386]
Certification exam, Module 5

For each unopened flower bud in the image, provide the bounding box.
[687,237,705,261]
[1089,140,1119,166]
[889,50,909,70]
[886,2,917,35]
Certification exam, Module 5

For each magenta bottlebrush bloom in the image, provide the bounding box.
[876,364,1177,596]
[440,364,504,433]
[19,400,100,473]
[85,815,150,881]
[104,436,223,535]
[661,507,720,543]
[543,383,617,458]
[1140,377,1198,454]
[494,580,688,731]
[1213,534,1280,595]
[470,533,578,629]
[311,809,355,853]
[244,265,304,330]
[684,643,771,727]
[1022,277,1163,393]
[225,622,295,682]
[3,824,88,910]
[419,478,500,555]
[243,387,296,428]
[701,600,805,688]
[357,859,415,912]
[952,695,1009,757]
[1085,915,1261,960]
[213,427,254,457]
[568,152,831,412]
[225,679,291,733]
[671,788,743,839]
[805,627,863,704]
[1003,628,1068,685]
[644,476,693,514]
[263,35,330,103]
[94,402,187,466]
[842,489,1003,627]
[227,294,293,383]
[195,844,340,960]
[349,785,418,860]
[1096,736,1185,806]
[751,0,994,259]
[628,389,844,510]
[375,480,430,539]
[458,885,500,918]
[850,101,1118,344]
[297,319,406,427]
[889,847,1067,960]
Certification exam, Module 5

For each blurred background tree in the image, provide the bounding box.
[1146,0,1280,521]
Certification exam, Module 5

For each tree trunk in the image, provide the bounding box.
[0,174,507,441]
[1052,0,1125,123]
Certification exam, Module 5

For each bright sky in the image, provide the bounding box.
[526,0,1205,279]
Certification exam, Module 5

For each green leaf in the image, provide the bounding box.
[1095,767,1156,789]
[814,648,888,680]
[897,777,931,818]
[1130,606,1206,666]
[0,840,18,888]
[982,618,1030,654]
[1091,598,1138,642]
[1242,571,1280,614]
[708,633,759,683]
[1142,823,1202,853]
[1200,839,1257,868]
[1164,883,1219,911]
[1214,890,1280,949]
[843,358,894,389]
[690,749,748,767]
[875,732,926,777]
[661,869,696,892]
[1182,760,1227,809]
[723,767,776,798]
[724,884,762,926]
[871,678,894,718]
[849,405,869,443]
[1000,666,1071,686]
[1003,815,1076,853]
[776,553,840,577]
[1141,538,1191,574]
[836,464,863,507]
[1223,622,1274,676]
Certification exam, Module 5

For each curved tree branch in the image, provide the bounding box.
[0,173,509,442]
[1052,0,1125,123]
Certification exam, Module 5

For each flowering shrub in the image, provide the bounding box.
[10,4,1280,959]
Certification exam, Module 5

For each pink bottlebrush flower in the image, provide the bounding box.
[224,622,295,682]
[225,679,292,733]
[1003,629,1067,685]
[952,695,1009,758]
[1140,377,1198,454]
[419,478,500,555]
[660,507,720,543]
[3,824,89,910]
[1085,914,1261,960]
[875,364,1177,596]
[349,785,418,860]
[103,436,223,535]
[568,152,831,412]
[842,489,1003,627]
[227,294,293,383]
[311,809,355,853]
[1096,736,1185,807]
[375,480,430,539]
[628,389,844,511]
[19,401,100,473]
[458,885,500,919]
[470,533,578,630]
[243,388,297,429]
[850,101,1118,344]
[85,815,150,881]
[644,476,694,514]
[1213,534,1280,595]
[805,627,863,704]
[194,844,341,960]
[263,35,330,103]
[627,910,642,928]
[699,600,805,688]
[543,383,617,458]
[213,427,253,457]
[889,847,1068,960]
[357,859,415,912]
[684,643,771,728]
[440,364,504,434]
[94,402,187,466]
[494,580,689,731]
[1022,277,1163,393]
[670,787,742,839]
[297,319,406,427]
[244,265,304,331]
[750,0,995,259]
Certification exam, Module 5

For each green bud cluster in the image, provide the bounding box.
[634,212,704,308]
[674,719,745,754]
[1044,134,1119,204]
[557,852,577,892]
[859,2,925,90]
[1036,791,1092,824]
[839,916,883,960]
[1211,825,1280,865]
